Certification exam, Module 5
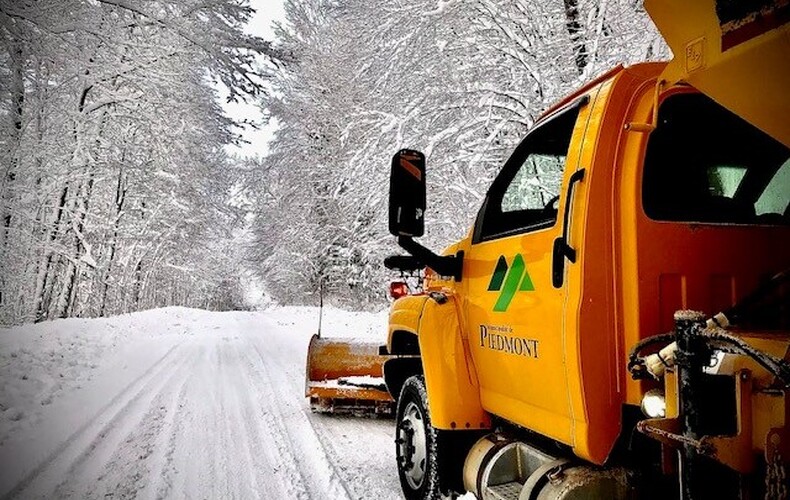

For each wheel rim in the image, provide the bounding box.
[397,400,428,490]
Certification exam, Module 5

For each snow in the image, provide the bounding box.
[0,306,401,499]
[315,376,387,390]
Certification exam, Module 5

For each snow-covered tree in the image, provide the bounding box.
[250,0,668,307]
[0,0,279,324]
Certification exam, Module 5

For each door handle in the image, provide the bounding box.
[552,168,585,288]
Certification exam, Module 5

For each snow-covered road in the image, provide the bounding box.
[0,307,401,499]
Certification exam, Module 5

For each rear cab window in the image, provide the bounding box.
[642,93,790,226]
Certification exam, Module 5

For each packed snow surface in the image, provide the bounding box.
[0,306,402,499]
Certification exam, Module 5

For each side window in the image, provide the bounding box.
[474,104,581,243]
[501,154,566,213]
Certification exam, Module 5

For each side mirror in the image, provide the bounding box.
[389,149,426,237]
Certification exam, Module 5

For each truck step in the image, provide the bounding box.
[485,481,523,500]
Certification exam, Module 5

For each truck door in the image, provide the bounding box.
[462,97,591,446]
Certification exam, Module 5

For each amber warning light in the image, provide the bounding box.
[389,280,409,299]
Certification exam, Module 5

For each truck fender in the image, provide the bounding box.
[418,294,491,431]
[384,294,430,400]
[383,356,422,402]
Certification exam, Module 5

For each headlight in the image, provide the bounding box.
[641,389,666,418]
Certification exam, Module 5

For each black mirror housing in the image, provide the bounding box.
[389,149,426,237]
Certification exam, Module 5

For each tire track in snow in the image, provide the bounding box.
[206,341,227,496]
[1,343,184,500]
[162,341,222,499]
[214,340,262,498]
[146,366,191,500]
[249,318,401,500]
[2,311,402,499]
[22,344,193,499]
[220,341,264,497]
[222,339,301,499]
[211,341,233,497]
[89,344,197,500]
[232,339,313,499]
[244,336,356,500]
[153,335,297,499]
[52,355,191,500]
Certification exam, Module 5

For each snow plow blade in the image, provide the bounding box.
[305,334,394,416]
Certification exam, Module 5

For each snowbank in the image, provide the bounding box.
[263,304,389,340]
[0,308,211,445]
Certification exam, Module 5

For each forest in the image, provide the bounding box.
[0,0,668,325]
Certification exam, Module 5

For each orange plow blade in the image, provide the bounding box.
[305,334,394,416]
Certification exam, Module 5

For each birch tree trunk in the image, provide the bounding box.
[0,39,25,310]
[52,80,94,319]
[34,183,69,322]
[563,0,588,75]
[99,162,127,316]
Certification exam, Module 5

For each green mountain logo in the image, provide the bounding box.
[487,254,534,312]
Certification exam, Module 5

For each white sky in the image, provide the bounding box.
[224,0,287,158]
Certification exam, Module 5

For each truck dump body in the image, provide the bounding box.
[646,0,790,147]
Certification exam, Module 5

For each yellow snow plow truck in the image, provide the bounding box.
[380,1,790,499]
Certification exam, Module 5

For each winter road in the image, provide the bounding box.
[0,309,402,499]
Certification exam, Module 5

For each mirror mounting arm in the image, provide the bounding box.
[397,236,463,282]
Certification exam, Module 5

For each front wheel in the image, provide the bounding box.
[396,375,441,499]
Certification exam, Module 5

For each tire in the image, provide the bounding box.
[396,375,441,499]
[397,375,479,499]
